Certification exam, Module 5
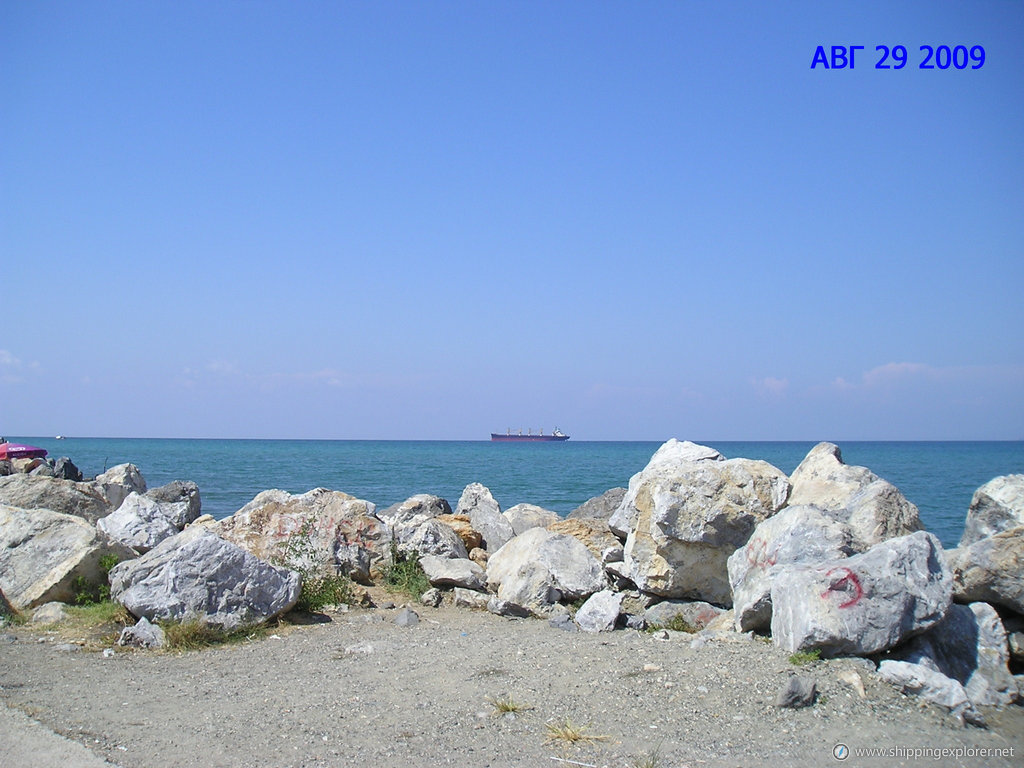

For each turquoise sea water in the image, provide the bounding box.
[9,437,1024,549]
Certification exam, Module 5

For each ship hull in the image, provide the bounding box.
[490,434,570,442]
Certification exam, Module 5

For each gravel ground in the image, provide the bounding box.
[1,594,1021,768]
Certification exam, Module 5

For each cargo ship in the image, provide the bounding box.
[491,427,570,442]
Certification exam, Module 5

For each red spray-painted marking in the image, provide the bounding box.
[820,566,863,609]
[745,538,778,568]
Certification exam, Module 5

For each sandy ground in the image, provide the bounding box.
[1,595,1022,768]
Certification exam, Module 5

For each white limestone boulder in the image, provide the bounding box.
[503,503,559,536]
[218,488,387,584]
[0,474,118,522]
[888,602,1017,707]
[960,475,1024,547]
[97,492,181,553]
[787,442,923,550]
[947,527,1024,614]
[145,480,202,528]
[418,555,487,591]
[486,527,606,602]
[877,660,982,726]
[608,439,725,538]
[727,505,853,631]
[575,590,623,632]
[456,483,513,552]
[618,442,790,605]
[94,463,148,511]
[770,531,951,657]
[0,503,134,609]
[109,525,301,630]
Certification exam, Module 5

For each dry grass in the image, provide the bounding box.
[543,717,609,746]
[488,695,533,716]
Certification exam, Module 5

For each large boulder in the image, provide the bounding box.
[618,441,790,605]
[877,660,982,726]
[0,503,134,609]
[960,475,1024,547]
[548,517,623,564]
[377,495,465,559]
[418,555,487,591]
[493,561,561,616]
[109,525,301,630]
[727,505,853,631]
[787,442,923,550]
[568,488,627,522]
[0,474,117,522]
[888,602,1017,707]
[609,439,724,538]
[486,527,606,602]
[455,483,514,552]
[218,488,387,584]
[51,457,83,482]
[145,480,202,528]
[503,503,559,536]
[435,514,483,552]
[947,527,1024,614]
[643,599,725,632]
[770,531,951,657]
[96,492,186,553]
[94,463,147,510]
[575,590,623,632]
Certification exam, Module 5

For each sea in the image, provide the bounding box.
[8,437,1024,549]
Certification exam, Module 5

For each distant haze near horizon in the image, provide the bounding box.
[2,2,1022,442]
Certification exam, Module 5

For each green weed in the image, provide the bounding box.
[383,544,430,599]
[788,648,822,666]
[272,515,356,612]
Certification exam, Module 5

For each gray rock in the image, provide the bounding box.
[948,527,1024,614]
[548,611,578,632]
[377,494,452,529]
[0,460,11,476]
[770,531,951,657]
[774,676,817,708]
[31,602,69,625]
[609,439,725,538]
[619,441,790,604]
[109,525,301,630]
[503,503,559,536]
[94,463,147,510]
[145,480,202,528]
[486,527,606,602]
[960,475,1024,546]
[418,555,487,591]
[453,587,490,611]
[456,483,513,552]
[0,588,14,623]
[420,588,444,608]
[575,590,623,633]
[878,660,984,726]
[51,458,83,482]
[97,492,181,553]
[486,596,531,618]
[568,488,627,522]
[117,616,166,648]
[218,488,387,584]
[787,442,923,550]
[727,505,853,632]
[495,561,562,616]
[29,462,55,477]
[1008,631,1024,664]
[888,602,1017,707]
[644,600,725,632]
[0,503,135,609]
[395,519,468,560]
[0,474,117,522]
[394,607,420,627]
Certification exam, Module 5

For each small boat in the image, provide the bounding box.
[491,427,570,442]
[0,442,49,461]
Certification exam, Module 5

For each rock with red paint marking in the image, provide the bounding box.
[727,505,854,632]
[218,488,388,584]
[787,442,923,551]
[615,441,790,605]
[770,531,951,657]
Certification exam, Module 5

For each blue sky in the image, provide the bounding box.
[2,1,1022,441]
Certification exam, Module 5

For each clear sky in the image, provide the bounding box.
[2,1,1022,441]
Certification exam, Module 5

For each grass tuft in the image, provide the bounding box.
[632,747,663,768]
[383,544,431,599]
[543,717,609,746]
[161,619,267,651]
[788,648,822,665]
[488,695,533,716]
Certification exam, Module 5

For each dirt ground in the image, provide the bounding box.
[1,593,1021,768]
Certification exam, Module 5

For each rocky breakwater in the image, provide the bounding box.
[2,442,1022,730]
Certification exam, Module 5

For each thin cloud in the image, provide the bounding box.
[753,376,789,397]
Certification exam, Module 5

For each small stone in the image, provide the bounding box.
[103,648,115,658]
[548,613,578,633]
[117,616,166,649]
[394,607,420,627]
[837,670,866,699]
[775,676,817,708]
[31,602,69,625]
[420,588,443,607]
